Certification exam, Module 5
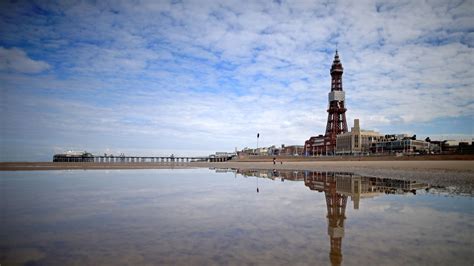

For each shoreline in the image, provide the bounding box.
[2,160,472,195]
[234,154,474,161]
[1,160,474,171]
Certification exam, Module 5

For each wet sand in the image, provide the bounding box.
[1,160,473,171]
[1,160,473,194]
[218,161,474,194]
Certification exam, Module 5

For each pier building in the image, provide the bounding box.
[53,151,94,162]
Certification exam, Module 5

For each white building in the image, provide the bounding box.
[336,119,382,155]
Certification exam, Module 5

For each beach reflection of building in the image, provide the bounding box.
[235,169,307,181]
[233,169,426,196]
[304,172,347,266]
[234,169,349,265]
[303,171,428,266]
[231,169,428,266]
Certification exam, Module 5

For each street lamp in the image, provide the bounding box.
[256,133,260,156]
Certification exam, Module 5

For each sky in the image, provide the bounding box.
[0,0,473,161]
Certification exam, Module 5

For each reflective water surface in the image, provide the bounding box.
[1,169,473,265]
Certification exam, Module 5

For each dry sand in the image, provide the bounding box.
[1,160,473,194]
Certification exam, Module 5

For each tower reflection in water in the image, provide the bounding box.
[223,169,428,266]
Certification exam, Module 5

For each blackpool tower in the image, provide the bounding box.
[304,51,348,155]
[325,50,348,153]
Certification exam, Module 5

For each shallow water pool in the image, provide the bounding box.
[1,169,472,265]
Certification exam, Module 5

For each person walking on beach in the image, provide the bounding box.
[273,157,276,165]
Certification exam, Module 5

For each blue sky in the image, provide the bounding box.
[0,0,473,161]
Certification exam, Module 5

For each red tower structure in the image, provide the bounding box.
[325,50,348,152]
[304,51,348,155]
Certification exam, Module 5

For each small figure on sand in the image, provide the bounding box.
[273,157,276,165]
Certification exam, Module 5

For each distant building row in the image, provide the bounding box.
[332,119,429,155]
[237,144,304,157]
[237,118,473,157]
[308,118,473,156]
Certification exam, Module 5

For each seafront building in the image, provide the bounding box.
[371,135,430,154]
[436,140,474,154]
[278,145,304,156]
[334,122,434,155]
[335,119,382,155]
[237,147,269,157]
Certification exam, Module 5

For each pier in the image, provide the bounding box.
[93,156,210,163]
[53,154,234,163]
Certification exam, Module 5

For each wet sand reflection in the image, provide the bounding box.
[229,169,429,266]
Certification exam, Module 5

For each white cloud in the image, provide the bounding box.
[0,47,51,73]
[0,0,473,160]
